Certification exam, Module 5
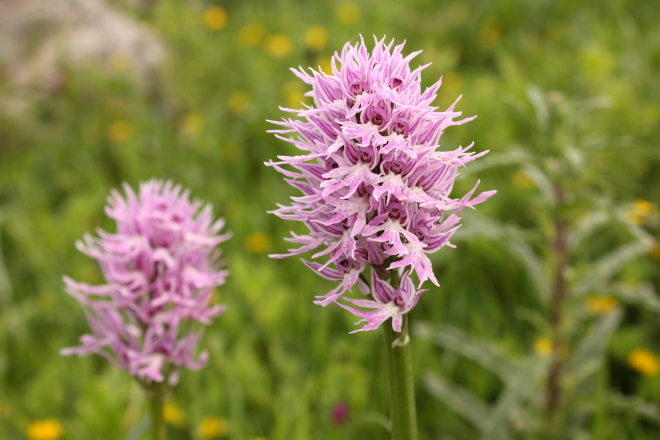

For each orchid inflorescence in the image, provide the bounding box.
[267,36,495,332]
[62,180,231,384]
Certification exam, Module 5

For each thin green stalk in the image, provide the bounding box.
[148,381,166,440]
[545,183,569,428]
[382,269,418,440]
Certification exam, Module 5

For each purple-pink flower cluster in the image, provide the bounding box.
[62,180,231,384]
[267,36,495,332]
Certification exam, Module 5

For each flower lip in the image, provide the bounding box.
[389,77,403,90]
[384,201,409,224]
[381,158,407,175]
[392,121,406,135]
[351,81,366,97]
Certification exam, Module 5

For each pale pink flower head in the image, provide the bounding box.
[266,36,495,332]
[62,180,231,384]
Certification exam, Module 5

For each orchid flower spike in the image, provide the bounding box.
[62,180,231,384]
[266,36,495,332]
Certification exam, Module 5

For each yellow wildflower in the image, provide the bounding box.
[338,2,361,25]
[534,338,569,358]
[163,403,187,428]
[203,7,228,31]
[480,18,503,47]
[228,91,251,115]
[305,25,329,50]
[246,232,272,254]
[535,337,553,356]
[629,348,660,378]
[199,416,229,439]
[27,418,63,440]
[513,170,535,189]
[264,34,294,58]
[650,242,660,260]
[108,52,131,73]
[585,295,618,315]
[286,92,307,109]
[318,56,334,75]
[239,24,266,47]
[182,113,205,135]
[209,288,222,306]
[108,120,134,143]
[626,200,659,226]
[283,81,308,109]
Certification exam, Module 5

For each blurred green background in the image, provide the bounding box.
[1,0,660,439]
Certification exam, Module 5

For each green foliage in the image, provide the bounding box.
[420,85,660,439]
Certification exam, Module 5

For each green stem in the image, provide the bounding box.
[149,381,166,440]
[546,183,568,426]
[382,269,418,440]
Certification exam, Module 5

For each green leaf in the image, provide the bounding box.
[575,241,653,294]
[520,163,554,204]
[608,282,660,313]
[610,393,660,424]
[565,309,622,387]
[575,96,613,120]
[424,373,490,432]
[514,307,551,333]
[502,92,535,125]
[122,416,150,440]
[572,209,610,250]
[527,86,550,133]
[458,212,548,302]
[482,358,544,440]
[424,356,546,440]
[353,412,391,433]
[457,147,531,177]
[415,323,520,385]
[417,323,549,439]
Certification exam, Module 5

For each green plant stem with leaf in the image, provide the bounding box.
[382,268,418,440]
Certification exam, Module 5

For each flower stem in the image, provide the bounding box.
[149,381,166,440]
[545,184,569,426]
[382,268,417,440]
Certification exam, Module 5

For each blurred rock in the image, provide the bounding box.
[0,0,164,107]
